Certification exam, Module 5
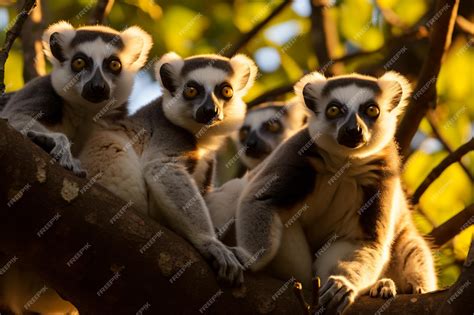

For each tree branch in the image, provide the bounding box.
[0,117,459,315]
[412,137,474,204]
[0,0,36,94]
[309,0,343,76]
[17,0,45,82]
[89,0,115,25]
[247,26,428,108]
[224,0,291,57]
[427,115,473,181]
[455,15,474,36]
[436,236,474,314]
[428,204,474,247]
[395,0,460,159]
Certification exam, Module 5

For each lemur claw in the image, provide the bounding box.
[27,131,87,177]
[369,278,397,298]
[320,276,356,314]
[205,240,244,286]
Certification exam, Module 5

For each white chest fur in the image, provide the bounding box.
[300,157,379,251]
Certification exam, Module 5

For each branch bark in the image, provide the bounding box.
[17,0,46,82]
[89,0,115,25]
[412,137,474,204]
[0,118,460,315]
[395,0,460,159]
[0,0,36,94]
[224,0,291,57]
[428,204,474,247]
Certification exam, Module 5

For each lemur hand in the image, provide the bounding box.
[320,275,358,315]
[27,131,87,178]
[199,237,244,286]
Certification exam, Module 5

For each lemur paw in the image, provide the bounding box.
[202,239,244,286]
[320,276,357,314]
[370,278,397,298]
[27,131,87,177]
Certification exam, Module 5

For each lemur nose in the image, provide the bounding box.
[347,125,362,135]
[91,81,106,93]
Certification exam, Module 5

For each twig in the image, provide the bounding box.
[224,0,291,57]
[428,204,474,247]
[412,137,474,204]
[0,0,36,94]
[374,0,409,29]
[293,281,310,315]
[455,15,474,36]
[395,0,460,159]
[427,115,473,181]
[17,0,46,82]
[89,0,115,25]
[311,277,321,311]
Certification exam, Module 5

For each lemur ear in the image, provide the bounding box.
[229,54,258,94]
[377,71,412,116]
[155,52,184,94]
[294,72,327,114]
[42,21,76,65]
[120,26,153,71]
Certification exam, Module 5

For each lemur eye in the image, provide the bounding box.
[183,86,198,99]
[265,120,281,133]
[239,127,249,143]
[221,85,233,99]
[326,105,341,118]
[365,105,380,118]
[109,60,122,73]
[71,58,86,72]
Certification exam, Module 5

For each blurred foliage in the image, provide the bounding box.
[0,0,472,289]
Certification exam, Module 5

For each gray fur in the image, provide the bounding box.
[79,53,258,285]
[233,71,436,314]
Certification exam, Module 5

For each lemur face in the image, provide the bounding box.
[156,53,257,138]
[236,100,308,169]
[295,72,411,158]
[43,22,152,112]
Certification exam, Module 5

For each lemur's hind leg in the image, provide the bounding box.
[236,197,312,286]
[79,129,149,214]
[385,216,437,294]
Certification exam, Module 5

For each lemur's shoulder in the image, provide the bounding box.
[132,97,197,157]
[2,75,64,126]
[247,128,320,206]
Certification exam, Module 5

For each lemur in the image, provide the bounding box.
[207,99,308,233]
[236,99,308,169]
[232,71,437,314]
[78,52,258,285]
[1,21,152,176]
[0,21,152,315]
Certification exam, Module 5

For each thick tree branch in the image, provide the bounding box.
[0,0,36,94]
[428,204,474,247]
[17,0,45,82]
[89,0,115,25]
[0,118,459,315]
[412,137,474,204]
[224,0,291,57]
[395,0,460,159]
